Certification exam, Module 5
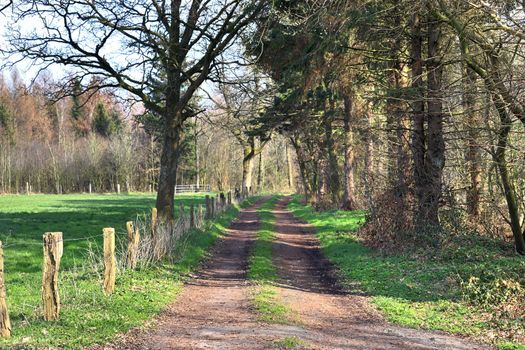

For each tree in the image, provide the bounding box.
[70,79,91,137]
[5,0,265,220]
[431,0,525,254]
[207,70,272,193]
[0,103,14,145]
[92,102,121,138]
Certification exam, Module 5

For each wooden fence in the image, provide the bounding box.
[0,190,248,337]
[174,184,211,193]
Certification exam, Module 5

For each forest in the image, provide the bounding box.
[0,0,524,349]
[0,0,523,254]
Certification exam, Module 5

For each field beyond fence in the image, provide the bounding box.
[0,191,245,348]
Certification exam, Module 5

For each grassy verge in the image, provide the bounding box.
[0,193,243,349]
[287,196,525,350]
[248,197,291,324]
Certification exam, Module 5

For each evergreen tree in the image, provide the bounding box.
[70,79,91,137]
[0,102,15,144]
[71,79,84,121]
[92,103,122,137]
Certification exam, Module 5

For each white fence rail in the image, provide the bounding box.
[174,184,211,193]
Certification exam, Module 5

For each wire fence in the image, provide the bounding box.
[0,189,252,337]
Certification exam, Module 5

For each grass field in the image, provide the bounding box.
[0,192,239,349]
[287,196,525,350]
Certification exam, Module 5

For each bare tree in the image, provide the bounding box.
[3,0,264,220]
[0,0,11,13]
[206,69,272,192]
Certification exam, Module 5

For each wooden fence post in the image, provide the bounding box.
[42,232,63,321]
[205,195,210,219]
[190,203,195,228]
[126,221,140,269]
[179,203,185,221]
[151,207,158,259]
[103,228,116,295]
[198,204,204,226]
[151,208,158,235]
[211,196,216,218]
[227,191,232,205]
[0,242,11,337]
[220,193,226,209]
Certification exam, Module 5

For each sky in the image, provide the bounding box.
[0,3,250,112]
[1,8,128,88]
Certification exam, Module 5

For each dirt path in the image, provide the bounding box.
[271,196,492,350]
[105,196,492,350]
[109,198,275,350]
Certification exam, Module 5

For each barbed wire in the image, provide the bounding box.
[1,231,131,248]
[0,200,235,250]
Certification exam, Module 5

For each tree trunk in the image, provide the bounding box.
[242,146,255,193]
[462,63,482,218]
[491,91,525,254]
[322,115,340,205]
[257,151,263,191]
[156,123,183,221]
[386,23,411,212]
[316,155,326,205]
[291,137,311,202]
[195,120,200,187]
[363,105,373,202]
[342,92,357,210]
[286,143,294,191]
[424,14,445,225]
[410,12,427,225]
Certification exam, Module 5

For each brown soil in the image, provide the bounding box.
[102,197,493,350]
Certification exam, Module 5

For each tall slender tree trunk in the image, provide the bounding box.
[242,146,255,193]
[490,86,525,254]
[257,151,263,191]
[286,143,294,191]
[195,120,200,187]
[410,12,427,225]
[424,14,445,225]
[291,137,311,202]
[342,92,357,210]
[386,20,411,214]
[462,63,482,217]
[363,106,373,202]
[322,115,340,205]
[316,154,326,205]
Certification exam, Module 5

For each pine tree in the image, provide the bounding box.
[0,103,15,145]
[92,102,123,138]
[71,79,84,121]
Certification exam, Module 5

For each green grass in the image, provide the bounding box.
[0,192,240,349]
[248,197,292,324]
[287,196,525,350]
[274,336,308,349]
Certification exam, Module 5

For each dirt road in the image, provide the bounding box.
[107,197,491,350]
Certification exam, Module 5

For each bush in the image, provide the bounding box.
[462,276,523,308]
